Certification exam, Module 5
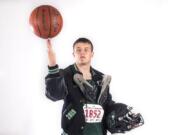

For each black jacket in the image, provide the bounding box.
[45,64,115,135]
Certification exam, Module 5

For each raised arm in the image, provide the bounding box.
[45,39,68,101]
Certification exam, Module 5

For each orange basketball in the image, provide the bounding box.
[29,5,63,39]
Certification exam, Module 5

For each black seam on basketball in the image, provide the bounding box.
[36,8,42,37]
[48,6,51,38]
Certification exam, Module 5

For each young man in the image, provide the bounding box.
[45,38,144,135]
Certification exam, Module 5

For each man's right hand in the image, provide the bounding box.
[47,39,57,67]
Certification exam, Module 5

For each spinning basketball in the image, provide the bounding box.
[29,5,63,39]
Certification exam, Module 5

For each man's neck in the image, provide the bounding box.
[76,63,92,80]
[76,63,91,74]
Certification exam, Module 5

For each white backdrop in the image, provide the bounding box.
[0,0,180,135]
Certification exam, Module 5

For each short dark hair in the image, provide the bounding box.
[73,37,94,51]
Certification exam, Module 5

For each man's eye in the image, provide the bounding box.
[76,49,81,52]
[85,49,90,52]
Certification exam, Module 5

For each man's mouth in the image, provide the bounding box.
[80,56,85,59]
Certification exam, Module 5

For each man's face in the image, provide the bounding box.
[73,42,94,65]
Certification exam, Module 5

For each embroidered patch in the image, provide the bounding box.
[65,109,76,120]
[83,104,104,123]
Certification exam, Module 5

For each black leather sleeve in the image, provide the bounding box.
[105,89,115,108]
[45,66,68,101]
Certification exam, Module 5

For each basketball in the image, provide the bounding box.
[29,5,63,39]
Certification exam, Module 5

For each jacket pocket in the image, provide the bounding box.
[62,103,77,130]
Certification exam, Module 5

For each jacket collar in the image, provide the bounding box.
[72,63,103,82]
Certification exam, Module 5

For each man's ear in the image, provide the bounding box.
[72,52,75,57]
[91,51,94,57]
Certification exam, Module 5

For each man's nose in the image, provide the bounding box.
[80,50,86,54]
